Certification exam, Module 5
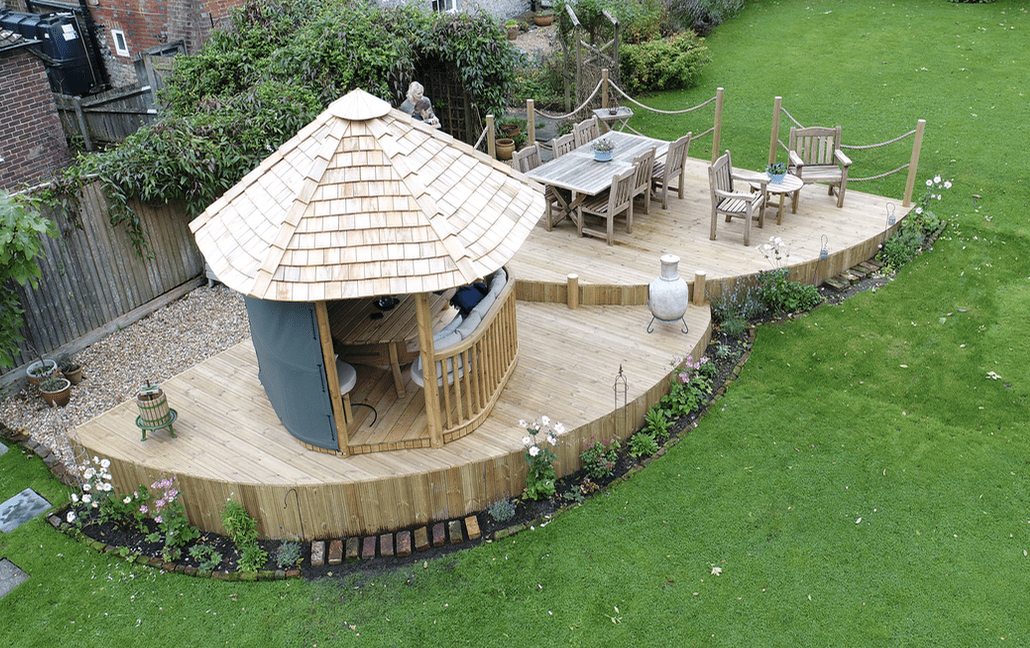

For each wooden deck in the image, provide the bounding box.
[70,158,910,539]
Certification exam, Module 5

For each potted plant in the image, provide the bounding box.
[39,374,71,407]
[504,19,520,40]
[592,136,616,162]
[497,117,522,140]
[534,9,555,26]
[57,353,83,385]
[26,357,59,386]
[766,161,787,184]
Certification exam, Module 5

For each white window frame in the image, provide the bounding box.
[111,29,130,57]
[432,0,457,13]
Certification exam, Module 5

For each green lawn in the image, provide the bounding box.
[2,1,1029,645]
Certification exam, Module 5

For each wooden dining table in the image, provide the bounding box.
[526,131,670,225]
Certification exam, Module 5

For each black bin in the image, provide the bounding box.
[37,14,87,62]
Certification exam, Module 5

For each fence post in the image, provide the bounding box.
[711,88,724,164]
[769,96,782,167]
[526,99,535,144]
[486,114,496,158]
[601,68,609,109]
[903,119,926,207]
[72,96,93,152]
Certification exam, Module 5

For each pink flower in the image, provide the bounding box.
[140,505,148,514]
[155,499,166,508]
[154,516,163,524]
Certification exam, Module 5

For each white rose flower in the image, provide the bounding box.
[541,415,550,426]
[522,436,532,446]
[529,446,540,457]
[66,511,76,523]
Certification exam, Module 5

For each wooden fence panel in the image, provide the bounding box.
[5,181,204,369]
[54,85,159,148]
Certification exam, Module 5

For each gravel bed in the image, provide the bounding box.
[0,284,250,471]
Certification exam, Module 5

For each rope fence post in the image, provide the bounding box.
[903,119,926,207]
[527,99,535,144]
[711,87,724,163]
[486,114,496,158]
[769,96,782,166]
[602,68,609,109]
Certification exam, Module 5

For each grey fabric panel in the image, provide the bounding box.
[244,297,337,450]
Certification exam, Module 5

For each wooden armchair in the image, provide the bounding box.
[708,150,766,247]
[513,144,566,231]
[630,146,657,220]
[787,125,852,208]
[573,116,600,148]
[651,132,691,210]
[579,167,635,246]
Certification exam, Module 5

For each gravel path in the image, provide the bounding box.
[0,285,250,471]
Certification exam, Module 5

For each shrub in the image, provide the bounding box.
[664,0,744,36]
[628,431,659,458]
[189,544,223,572]
[711,280,764,335]
[755,268,823,314]
[879,226,925,270]
[221,498,268,571]
[620,31,711,94]
[644,407,671,442]
[580,437,621,480]
[275,541,302,568]
[487,497,517,522]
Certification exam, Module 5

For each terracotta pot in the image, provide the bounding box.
[495,138,516,161]
[534,13,554,26]
[507,27,519,40]
[40,377,71,408]
[499,124,521,139]
[63,364,83,385]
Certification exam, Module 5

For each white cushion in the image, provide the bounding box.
[437,312,463,337]
[473,291,496,316]
[455,311,482,339]
[433,330,463,351]
[335,359,357,395]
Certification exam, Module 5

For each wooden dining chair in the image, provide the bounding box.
[787,125,852,208]
[513,144,566,230]
[651,132,692,210]
[630,146,657,219]
[579,167,635,246]
[550,133,576,159]
[573,116,600,148]
[708,150,766,247]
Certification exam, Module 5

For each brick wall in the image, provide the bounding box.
[89,0,246,85]
[0,48,69,190]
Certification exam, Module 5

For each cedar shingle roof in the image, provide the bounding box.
[190,88,545,301]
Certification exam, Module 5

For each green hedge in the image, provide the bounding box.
[619,31,711,94]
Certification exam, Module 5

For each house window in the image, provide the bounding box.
[111,29,130,57]
[432,0,457,13]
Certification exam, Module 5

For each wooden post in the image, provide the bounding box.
[769,96,782,167]
[601,68,609,109]
[712,88,724,164]
[315,300,349,456]
[903,119,926,207]
[415,293,443,448]
[567,273,579,309]
[72,96,93,152]
[527,99,536,144]
[486,114,496,158]
[692,271,706,306]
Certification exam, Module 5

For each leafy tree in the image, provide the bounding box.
[0,192,58,368]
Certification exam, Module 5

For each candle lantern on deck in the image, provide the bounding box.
[135,381,178,441]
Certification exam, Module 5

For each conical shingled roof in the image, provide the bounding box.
[190,88,544,302]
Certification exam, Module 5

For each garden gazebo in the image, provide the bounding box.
[190,88,545,456]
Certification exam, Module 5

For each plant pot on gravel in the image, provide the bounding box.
[57,353,83,385]
[26,359,58,386]
[39,376,71,408]
[534,10,554,26]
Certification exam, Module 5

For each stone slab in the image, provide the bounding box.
[0,488,52,533]
[327,539,343,565]
[361,536,376,560]
[396,530,412,557]
[432,522,446,547]
[447,520,463,545]
[310,541,325,566]
[0,559,28,600]
[413,527,429,552]
[379,533,394,557]
[0,441,8,457]
[345,537,360,561]
[464,515,481,540]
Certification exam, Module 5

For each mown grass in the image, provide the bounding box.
[2,1,1028,645]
